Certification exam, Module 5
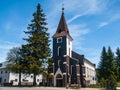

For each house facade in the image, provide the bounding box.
[0,62,42,86]
[51,8,96,87]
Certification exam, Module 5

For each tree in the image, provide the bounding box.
[98,47,118,90]
[6,47,23,86]
[115,47,120,81]
[21,3,51,86]
[106,47,117,90]
[98,46,107,82]
[46,58,53,86]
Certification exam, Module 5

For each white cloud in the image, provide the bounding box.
[47,0,107,24]
[98,13,120,28]
[0,40,20,50]
[67,14,84,24]
[0,40,20,62]
[99,22,108,28]
[65,0,106,23]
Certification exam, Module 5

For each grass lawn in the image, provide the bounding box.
[117,82,120,87]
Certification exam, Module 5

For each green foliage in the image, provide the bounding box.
[21,3,51,86]
[98,46,118,90]
[6,47,23,85]
[116,82,120,87]
[115,48,120,81]
[6,47,21,72]
[99,78,106,87]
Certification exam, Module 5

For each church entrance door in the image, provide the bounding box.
[56,74,63,87]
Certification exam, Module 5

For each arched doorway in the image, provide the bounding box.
[56,74,63,87]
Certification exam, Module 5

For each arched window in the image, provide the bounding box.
[58,47,61,56]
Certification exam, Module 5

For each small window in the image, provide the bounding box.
[0,63,2,67]
[37,79,39,82]
[15,79,18,82]
[1,71,3,74]
[68,40,70,45]
[5,71,7,73]
[57,37,62,43]
[31,75,33,78]
[58,47,61,56]
[69,48,70,56]
[58,60,61,67]
[4,79,6,82]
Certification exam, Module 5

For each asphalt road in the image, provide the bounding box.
[0,87,105,90]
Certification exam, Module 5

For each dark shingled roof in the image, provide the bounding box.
[53,11,72,39]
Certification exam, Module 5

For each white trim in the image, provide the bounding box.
[54,68,63,86]
[63,62,67,64]
[76,64,79,66]
[63,73,66,75]
[57,37,62,43]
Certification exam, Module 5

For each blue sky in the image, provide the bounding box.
[0,0,120,67]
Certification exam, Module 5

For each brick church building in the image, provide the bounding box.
[51,8,96,87]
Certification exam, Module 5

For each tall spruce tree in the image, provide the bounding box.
[106,47,117,90]
[115,47,120,81]
[98,47,118,89]
[98,46,107,82]
[21,3,51,86]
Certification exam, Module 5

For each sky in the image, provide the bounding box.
[0,0,120,67]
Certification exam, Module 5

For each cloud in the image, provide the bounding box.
[0,40,20,50]
[98,13,120,28]
[66,0,107,24]
[67,24,90,52]
[67,14,84,24]
[47,0,107,24]
[0,40,20,62]
[99,22,109,28]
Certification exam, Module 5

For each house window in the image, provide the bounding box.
[31,75,33,78]
[58,47,61,56]
[5,71,7,73]
[15,79,18,82]
[4,79,6,82]
[1,71,2,74]
[37,79,39,82]
[57,37,62,43]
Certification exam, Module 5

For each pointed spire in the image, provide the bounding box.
[53,6,72,40]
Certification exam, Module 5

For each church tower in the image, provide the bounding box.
[52,7,73,87]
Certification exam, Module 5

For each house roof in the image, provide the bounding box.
[0,61,9,69]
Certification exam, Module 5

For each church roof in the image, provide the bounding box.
[53,8,72,40]
[72,51,95,67]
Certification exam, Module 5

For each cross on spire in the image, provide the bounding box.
[62,4,64,14]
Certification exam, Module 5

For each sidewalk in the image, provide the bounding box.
[0,87,105,90]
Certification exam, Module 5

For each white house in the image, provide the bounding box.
[0,62,42,86]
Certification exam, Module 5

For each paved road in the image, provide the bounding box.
[0,87,105,90]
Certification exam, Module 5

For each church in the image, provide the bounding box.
[51,8,96,87]
[0,7,96,87]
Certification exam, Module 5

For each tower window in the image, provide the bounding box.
[57,37,62,43]
[68,40,70,45]
[58,60,61,67]
[69,48,70,56]
[58,47,61,56]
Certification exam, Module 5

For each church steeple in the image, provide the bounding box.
[53,7,72,40]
